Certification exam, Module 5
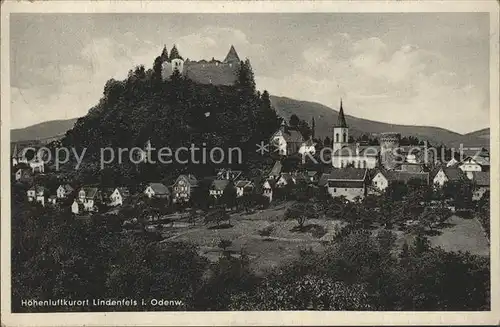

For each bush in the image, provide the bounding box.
[258,225,274,237]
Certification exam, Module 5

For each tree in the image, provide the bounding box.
[289,114,300,128]
[285,202,317,230]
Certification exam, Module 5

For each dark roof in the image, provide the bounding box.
[29,185,46,193]
[269,161,282,176]
[279,173,295,184]
[306,170,319,177]
[81,187,99,199]
[223,45,240,63]
[383,171,430,184]
[117,187,130,197]
[472,171,490,187]
[327,180,365,188]
[282,130,304,143]
[327,168,367,181]
[462,156,490,166]
[441,167,466,181]
[335,99,348,128]
[148,183,169,195]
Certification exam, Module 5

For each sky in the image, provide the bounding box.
[10,13,490,134]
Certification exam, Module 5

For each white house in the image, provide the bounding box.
[144,183,170,199]
[27,186,46,206]
[76,187,101,212]
[325,168,368,201]
[29,159,44,173]
[57,184,74,199]
[371,170,430,192]
[270,123,305,156]
[261,179,275,202]
[235,180,254,197]
[459,156,490,179]
[71,200,85,215]
[432,167,465,188]
[298,139,316,156]
[275,173,296,188]
[108,187,130,206]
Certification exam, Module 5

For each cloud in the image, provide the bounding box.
[258,35,488,133]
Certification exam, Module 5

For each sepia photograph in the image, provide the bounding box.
[1,1,499,326]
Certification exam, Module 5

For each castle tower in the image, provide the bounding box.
[332,99,349,153]
[169,44,184,72]
[380,132,401,170]
[224,45,240,64]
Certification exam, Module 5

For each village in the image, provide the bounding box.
[11,102,491,266]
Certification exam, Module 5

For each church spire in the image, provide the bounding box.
[336,98,348,128]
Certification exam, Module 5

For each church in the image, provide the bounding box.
[330,100,380,169]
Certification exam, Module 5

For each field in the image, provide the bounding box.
[152,205,490,274]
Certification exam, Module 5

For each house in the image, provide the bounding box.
[71,200,85,215]
[144,183,169,200]
[276,173,296,188]
[371,170,430,192]
[56,184,74,199]
[108,187,130,206]
[260,179,275,203]
[47,195,57,206]
[77,187,101,212]
[209,180,235,199]
[11,144,29,166]
[472,171,490,201]
[235,180,254,197]
[270,122,305,156]
[268,161,283,180]
[27,186,46,206]
[172,174,199,203]
[14,168,33,183]
[325,168,369,201]
[459,156,490,178]
[29,158,45,173]
[298,139,316,156]
[432,167,466,188]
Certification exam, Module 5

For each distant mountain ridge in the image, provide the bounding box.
[10,96,489,148]
[270,96,490,148]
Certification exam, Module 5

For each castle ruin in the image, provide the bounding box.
[160,44,242,86]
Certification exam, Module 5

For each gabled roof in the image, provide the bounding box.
[176,174,199,187]
[116,187,130,197]
[472,171,490,187]
[462,156,490,166]
[436,167,466,181]
[279,173,295,184]
[327,180,365,188]
[282,130,304,143]
[327,168,367,181]
[223,45,240,63]
[147,183,169,195]
[269,161,282,176]
[382,171,430,185]
[81,187,99,199]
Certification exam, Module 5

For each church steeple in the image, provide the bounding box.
[336,98,348,128]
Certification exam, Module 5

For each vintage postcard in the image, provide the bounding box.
[1,0,499,326]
